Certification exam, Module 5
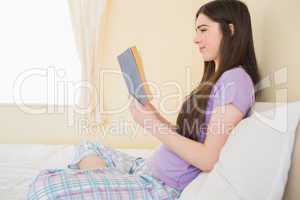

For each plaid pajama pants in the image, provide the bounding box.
[27,139,182,200]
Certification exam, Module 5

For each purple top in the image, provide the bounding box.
[146,66,255,191]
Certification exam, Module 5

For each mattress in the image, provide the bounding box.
[0,144,154,200]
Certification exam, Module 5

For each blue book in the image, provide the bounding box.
[117,46,152,105]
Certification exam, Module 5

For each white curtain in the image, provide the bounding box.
[68,0,107,130]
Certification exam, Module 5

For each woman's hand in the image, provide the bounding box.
[129,97,162,134]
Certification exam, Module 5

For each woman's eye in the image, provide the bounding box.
[200,29,207,32]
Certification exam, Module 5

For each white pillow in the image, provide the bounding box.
[179,102,300,200]
[180,170,241,200]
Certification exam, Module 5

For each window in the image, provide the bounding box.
[0,0,81,105]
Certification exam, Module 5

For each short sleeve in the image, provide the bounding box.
[211,68,255,115]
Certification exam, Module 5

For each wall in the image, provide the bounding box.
[0,0,299,146]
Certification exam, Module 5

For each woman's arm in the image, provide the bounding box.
[156,114,178,132]
[149,104,178,132]
[130,99,244,171]
[152,104,244,171]
[130,99,244,172]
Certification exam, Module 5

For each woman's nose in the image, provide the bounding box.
[194,35,200,44]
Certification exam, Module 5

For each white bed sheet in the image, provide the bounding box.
[0,144,154,200]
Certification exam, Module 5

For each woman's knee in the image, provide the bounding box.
[79,154,107,170]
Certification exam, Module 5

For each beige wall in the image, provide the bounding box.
[0,0,299,146]
[99,0,300,124]
[255,0,300,102]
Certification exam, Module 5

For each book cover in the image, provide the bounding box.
[117,46,152,105]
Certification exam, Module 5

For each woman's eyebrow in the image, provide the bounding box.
[196,24,209,31]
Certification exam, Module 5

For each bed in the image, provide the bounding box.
[1,102,300,200]
[0,144,154,200]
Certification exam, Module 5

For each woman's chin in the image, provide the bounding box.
[201,56,213,62]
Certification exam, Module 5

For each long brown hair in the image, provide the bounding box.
[176,0,260,141]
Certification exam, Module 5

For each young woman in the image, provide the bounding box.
[27,0,260,199]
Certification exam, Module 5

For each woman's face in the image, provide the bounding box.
[194,13,223,65]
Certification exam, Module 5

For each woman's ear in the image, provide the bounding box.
[229,23,235,36]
